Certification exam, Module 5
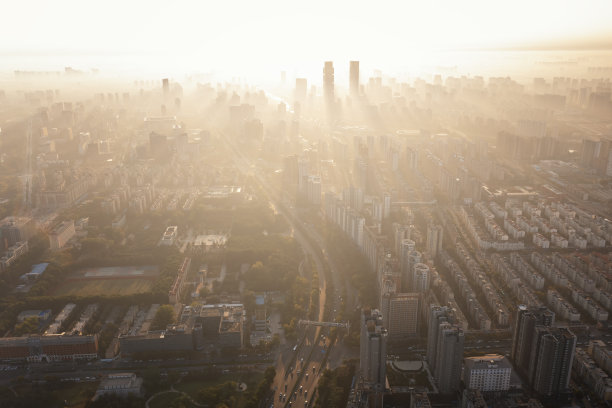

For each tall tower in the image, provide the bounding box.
[412,263,430,292]
[511,305,555,377]
[434,322,464,394]
[350,60,360,97]
[427,305,449,373]
[295,78,307,104]
[162,78,169,98]
[382,192,391,219]
[323,61,335,106]
[360,308,387,403]
[426,224,443,259]
[530,327,576,396]
[427,305,464,394]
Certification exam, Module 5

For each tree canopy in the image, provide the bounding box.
[150,304,175,330]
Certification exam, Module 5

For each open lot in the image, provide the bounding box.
[51,265,160,296]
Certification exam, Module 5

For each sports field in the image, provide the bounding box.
[52,265,160,296]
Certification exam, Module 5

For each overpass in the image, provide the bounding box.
[298,320,351,333]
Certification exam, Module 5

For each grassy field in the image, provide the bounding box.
[167,372,264,408]
[52,278,155,296]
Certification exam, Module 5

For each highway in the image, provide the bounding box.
[223,134,340,407]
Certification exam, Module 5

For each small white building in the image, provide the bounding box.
[93,373,143,400]
[464,354,512,391]
[160,225,178,246]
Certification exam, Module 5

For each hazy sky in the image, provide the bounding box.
[2,0,612,80]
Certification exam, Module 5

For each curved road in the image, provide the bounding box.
[224,135,335,408]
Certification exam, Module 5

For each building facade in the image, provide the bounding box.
[464,354,512,391]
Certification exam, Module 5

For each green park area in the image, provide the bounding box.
[52,277,156,296]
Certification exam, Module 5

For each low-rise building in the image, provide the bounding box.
[0,241,29,271]
[573,347,612,401]
[20,262,49,282]
[49,221,75,250]
[0,334,98,362]
[464,354,512,391]
[93,373,143,400]
[160,225,178,246]
[17,309,51,323]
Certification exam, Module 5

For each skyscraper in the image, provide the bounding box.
[426,224,443,259]
[162,78,169,97]
[511,305,555,377]
[323,61,334,105]
[380,279,397,327]
[295,78,307,104]
[382,192,391,219]
[530,327,576,396]
[427,305,464,394]
[350,60,360,97]
[412,263,430,292]
[434,321,464,394]
[400,239,416,290]
[360,308,387,394]
[387,293,419,338]
[393,223,411,256]
[407,250,422,290]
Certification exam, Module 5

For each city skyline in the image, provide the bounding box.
[1,1,612,82]
[0,2,612,407]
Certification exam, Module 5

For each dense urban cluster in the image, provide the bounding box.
[0,52,610,408]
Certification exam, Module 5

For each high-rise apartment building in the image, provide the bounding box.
[412,263,430,292]
[382,192,391,219]
[387,293,419,338]
[360,308,387,394]
[426,224,443,259]
[511,305,574,396]
[393,223,411,256]
[427,305,464,394]
[434,321,465,394]
[529,327,576,396]
[511,305,555,376]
